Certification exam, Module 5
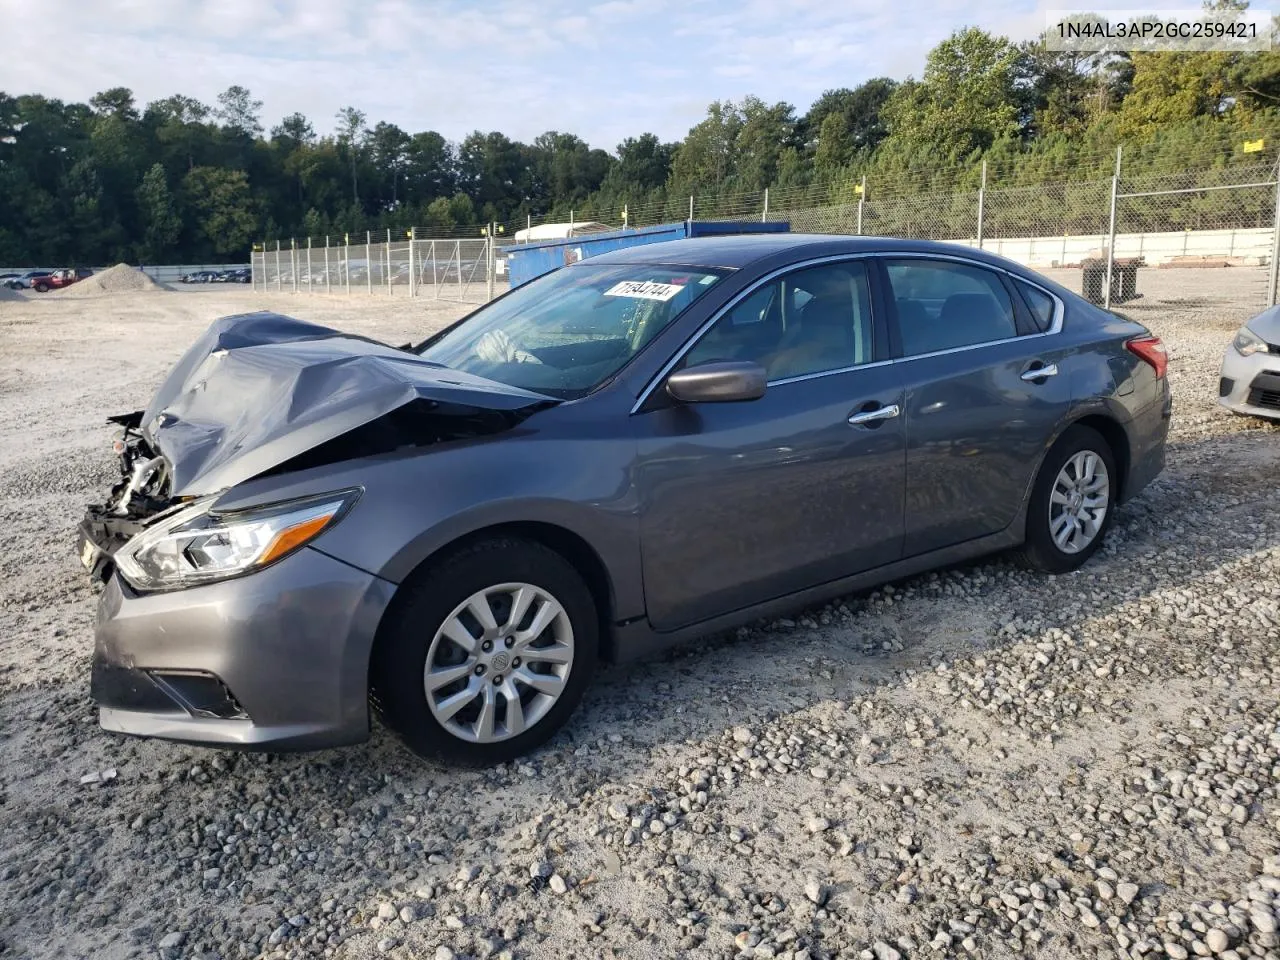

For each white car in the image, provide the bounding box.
[1220,307,1280,420]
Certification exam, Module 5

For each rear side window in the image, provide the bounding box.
[1016,280,1057,332]
[885,260,1017,356]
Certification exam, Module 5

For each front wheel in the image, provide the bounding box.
[33,283,47,293]
[371,538,598,765]
[1018,425,1117,574]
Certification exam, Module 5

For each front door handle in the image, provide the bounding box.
[1021,362,1059,382]
[848,403,901,426]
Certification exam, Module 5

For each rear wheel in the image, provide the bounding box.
[1018,425,1116,574]
[371,538,597,765]
[33,283,48,293]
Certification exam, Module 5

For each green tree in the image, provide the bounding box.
[183,166,258,257]
[670,100,744,192]
[883,28,1021,155]
[216,85,263,137]
[803,79,897,163]
[335,106,367,204]
[136,163,181,261]
[1116,51,1235,137]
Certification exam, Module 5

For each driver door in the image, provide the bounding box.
[631,258,907,631]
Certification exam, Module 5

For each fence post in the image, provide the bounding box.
[408,227,416,298]
[291,239,298,293]
[324,237,331,294]
[688,195,694,222]
[1104,146,1122,310]
[762,188,769,223]
[275,241,282,292]
[487,226,496,303]
[976,160,987,249]
[526,213,531,242]
[386,229,392,296]
[431,239,438,299]
[306,237,312,294]
[344,234,351,296]
[1268,161,1280,306]
[856,177,866,235]
[569,209,575,236]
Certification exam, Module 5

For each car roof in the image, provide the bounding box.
[580,233,1027,272]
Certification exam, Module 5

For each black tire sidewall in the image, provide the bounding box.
[372,539,598,765]
[1024,425,1117,573]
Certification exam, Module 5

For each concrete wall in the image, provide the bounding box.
[950,227,1272,268]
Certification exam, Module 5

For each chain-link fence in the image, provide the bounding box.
[252,234,494,304]
[253,145,1280,322]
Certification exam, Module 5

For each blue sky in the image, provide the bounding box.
[1,0,1047,150]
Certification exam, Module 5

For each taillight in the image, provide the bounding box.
[1126,336,1168,379]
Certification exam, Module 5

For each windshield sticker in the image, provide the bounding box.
[603,280,686,301]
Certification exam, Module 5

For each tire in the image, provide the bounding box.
[371,537,598,765]
[1017,425,1117,574]
[33,283,47,293]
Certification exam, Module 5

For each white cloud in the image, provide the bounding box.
[0,0,1049,148]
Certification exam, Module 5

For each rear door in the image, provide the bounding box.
[632,257,907,631]
[880,257,1074,556]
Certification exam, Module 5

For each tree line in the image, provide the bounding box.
[3,14,1280,265]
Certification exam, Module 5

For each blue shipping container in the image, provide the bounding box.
[504,220,790,289]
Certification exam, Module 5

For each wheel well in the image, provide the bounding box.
[379,522,617,663]
[1070,414,1130,500]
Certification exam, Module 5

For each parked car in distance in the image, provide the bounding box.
[78,235,1171,765]
[181,271,219,284]
[6,271,52,290]
[32,267,94,293]
[1220,305,1280,420]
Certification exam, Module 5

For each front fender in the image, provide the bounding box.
[211,426,645,622]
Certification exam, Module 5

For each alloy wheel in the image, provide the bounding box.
[1048,450,1110,554]
[423,582,574,744]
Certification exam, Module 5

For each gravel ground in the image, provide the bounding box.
[0,270,1278,960]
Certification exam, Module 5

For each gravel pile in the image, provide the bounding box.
[0,273,1277,960]
[53,263,159,297]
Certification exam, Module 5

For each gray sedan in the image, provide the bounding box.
[79,235,1172,764]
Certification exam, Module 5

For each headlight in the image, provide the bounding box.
[115,490,359,591]
[1234,326,1270,356]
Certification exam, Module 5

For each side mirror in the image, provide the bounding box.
[665,361,767,403]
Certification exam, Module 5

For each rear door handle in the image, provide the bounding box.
[1021,362,1059,382]
[848,403,901,426]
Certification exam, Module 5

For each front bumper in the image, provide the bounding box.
[1219,344,1280,421]
[89,545,397,751]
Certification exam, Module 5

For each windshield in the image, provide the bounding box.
[417,263,726,399]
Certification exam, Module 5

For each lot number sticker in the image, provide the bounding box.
[603,280,685,301]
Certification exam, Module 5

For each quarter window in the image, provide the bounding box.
[1016,280,1057,332]
[885,260,1018,356]
[684,261,874,380]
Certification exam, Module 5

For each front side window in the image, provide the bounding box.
[885,259,1017,357]
[684,261,874,381]
[418,264,725,399]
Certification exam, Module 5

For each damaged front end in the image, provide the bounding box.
[78,411,185,583]
[77,310,556,585]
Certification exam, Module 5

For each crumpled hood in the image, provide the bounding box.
[142,311,551,496]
